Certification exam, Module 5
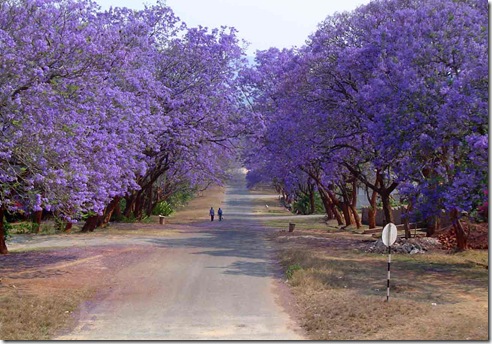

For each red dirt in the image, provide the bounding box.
[436,222,488,250]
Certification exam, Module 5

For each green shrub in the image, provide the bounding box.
[141,215,153,223]
[286,263,303,279]
[39,223,57,235]
[152,201,174,216]
[120,214,138,223]
[293,193,324,215]
[167,189,195,209]
[3,221,12,241]
[14,222,38,234]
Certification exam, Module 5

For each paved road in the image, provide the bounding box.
[55,174,304,340]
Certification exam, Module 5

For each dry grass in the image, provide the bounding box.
[0,288,92,340]
[247,189,290,215]
[250,198,287,213]
[276,244,488,340]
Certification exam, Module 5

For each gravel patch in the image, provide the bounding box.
[366,237,443,254]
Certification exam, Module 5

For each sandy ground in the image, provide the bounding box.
[2,172,304,340]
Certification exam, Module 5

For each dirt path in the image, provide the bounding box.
[49,173,303,340]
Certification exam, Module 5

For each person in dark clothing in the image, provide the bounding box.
[218,208,223,221]
[209,207,215,221]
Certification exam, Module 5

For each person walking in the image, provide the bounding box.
[218,208,223,221]
[209,207,215,221]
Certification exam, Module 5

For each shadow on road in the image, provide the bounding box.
[0,250,80,277]
[145,223,277,278]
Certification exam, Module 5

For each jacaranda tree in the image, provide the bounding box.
[241,0,487,248]
[0,0,248,252]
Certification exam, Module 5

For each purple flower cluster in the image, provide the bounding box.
[241,0,487,224]
[0,0,247,224]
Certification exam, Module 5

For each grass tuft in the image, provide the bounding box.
[0,289,92,340]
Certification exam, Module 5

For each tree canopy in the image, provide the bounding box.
[0,0,487,253]
[241,0,487,239]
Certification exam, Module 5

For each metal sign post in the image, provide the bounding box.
[382,223,397,302]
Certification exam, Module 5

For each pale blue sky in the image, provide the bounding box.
[96,0,371,55]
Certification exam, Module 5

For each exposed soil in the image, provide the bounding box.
[268,228,382,252]
[0,176,303,340]
[267,226,488,341]
[0,240,159,339]
[436,222,489,250]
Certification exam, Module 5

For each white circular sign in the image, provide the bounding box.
[382,223,398,247]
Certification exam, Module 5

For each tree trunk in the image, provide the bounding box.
[342,165,397,227]
[349,204,361,228]
[403,213,411,239]
[380,192,394,225]
[32,210,42,233]
[326,188,346,226]
[113,198,122,220]
[349,180,361,229]
[332,205,344,226]
[81,215,100,232]
[64,222,72,233]
[318,189,334,220]
[339,182,354,227]
[325,189,348,225]
[0,206,8,254]
[140,188,152,218]
[403,203,412,239]
[368,187,378,229]
[326,204,334,220]
[368,206,377,229]
[341,202,353,227]
[319,188,344,225]
[427,215,440,237]
[123,195,136,218]
[101,197,120,227]
[146,187,154,217]
[450,208,468,250]
[134,192,144,220]
[96,215,103,229]
[339,183,353,227]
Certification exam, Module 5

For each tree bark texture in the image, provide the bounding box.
[380,192,394,226]
[367,179,379,229]
[450,208,468,250]
[426,215,440,237]
[341,202,353,226]
[342,165,397,226]
[319,187,344,225]
[349,179,361,228]
[349,204,361,228]
[81,215,101,232]
[318,189,334,220]
[403,203,413,239]
[32,210,42,233]
[113,199,122,220]
[102,197,120,226]
[0,206,8,254]
[123,195,135,218]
